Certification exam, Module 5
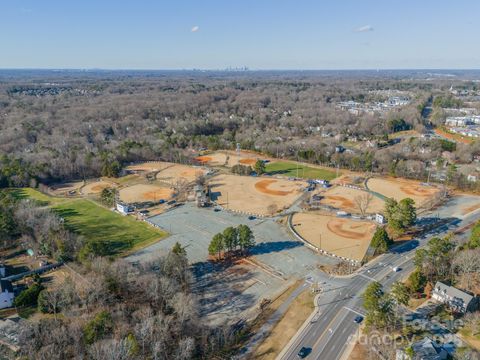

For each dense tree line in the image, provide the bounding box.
[2,73,476,189]
[19,246,241,359]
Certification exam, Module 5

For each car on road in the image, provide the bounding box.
[248,215,256,220]
[297,347,311,358]
[213,208,221,212]
[393,267,402,272]
[353,315,363,323]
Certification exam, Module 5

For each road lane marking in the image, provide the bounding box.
[343,306,365,317]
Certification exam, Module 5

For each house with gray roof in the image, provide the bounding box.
[396,338,448,360]
[431,281,478,313]
[0,280,14,309]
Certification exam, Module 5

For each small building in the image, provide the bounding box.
[467,174,477,183]
[0,280,14,309]
[431,281,478,313]
[194,184,210,208]
[116,202,134,215]
[396,337,448,360]
[375,213,386,224]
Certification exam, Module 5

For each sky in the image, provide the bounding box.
[1,0,479,70]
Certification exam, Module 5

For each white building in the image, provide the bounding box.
[431,281,477,313]
[116,202,134,215]
[0,280,14,309]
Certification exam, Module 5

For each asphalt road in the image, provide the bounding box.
[279,208,480,360]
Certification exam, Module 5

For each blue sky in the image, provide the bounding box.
[1,0,479,69]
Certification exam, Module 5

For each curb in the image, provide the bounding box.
[275,292,322,360]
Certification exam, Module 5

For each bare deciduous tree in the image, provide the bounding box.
[354,192,374,216]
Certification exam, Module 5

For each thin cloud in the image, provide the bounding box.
[191,26,199,33]
[354,25,374,33]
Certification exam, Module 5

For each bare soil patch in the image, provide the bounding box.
[315,186,384,214]
[119,184,173,203]
[156,163,205,183]
[367,177,439,206]
[292,212,376,261]
[210,174,304,215]
[255,179,294,196]
[50,181,84,196]
[82,180,117,195]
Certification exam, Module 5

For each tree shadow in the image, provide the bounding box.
[249,240,303,255]
[190,260,257,318]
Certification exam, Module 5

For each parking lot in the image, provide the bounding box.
[127,203,338,324]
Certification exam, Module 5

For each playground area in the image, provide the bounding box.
[315,186,385,214]
[291,212,376,261]
[210,174,304,215]
[367,177,439,206]
[118,184,174,203]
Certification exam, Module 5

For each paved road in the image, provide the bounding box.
[279,208,480,360]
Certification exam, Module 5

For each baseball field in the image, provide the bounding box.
[316,186,385,214]
[367,177,439,206]
[292,212,376,261]
[210,174,304,215]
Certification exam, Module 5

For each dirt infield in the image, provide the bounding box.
[196,156,213,164]
[125,161,171,172]
[82,180,117,195]
[255,179,297,196]
[156,163,205,182]
[292,212,376,261]
[210,174,304,215]
[316,186,385,214]
[196,151,263,167]
[119,184,173,203]
[367,177,439,205]
[50,181,84,196]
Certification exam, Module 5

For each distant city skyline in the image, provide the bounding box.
[1,0,479,70]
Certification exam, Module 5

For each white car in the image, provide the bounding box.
[393,267,401,272]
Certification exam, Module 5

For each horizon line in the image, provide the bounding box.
[1,67,480,72]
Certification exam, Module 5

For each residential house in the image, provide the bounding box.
[396,338,448,360]
[431,282,478,313]
[467,174,478,183]
[0,280,14,309]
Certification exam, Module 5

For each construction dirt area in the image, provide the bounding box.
[292,212,376,261]
[81,180,117,195]
[315,186,385,214]
[119,184,174,203]
[49,181,84,196]
[195,151,267,168]
[367,177,439,206]
[210,174,304,215]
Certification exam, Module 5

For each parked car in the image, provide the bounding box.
[248,215,256,220]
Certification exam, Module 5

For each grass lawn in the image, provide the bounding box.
[9,187,68,206]
[265,161,337,180]
[253,287,315,359]
[53,199,166,257]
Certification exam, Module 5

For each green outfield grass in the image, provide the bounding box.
[265,161,338,180]
[53,199,166,257]
[9,188,68,206]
